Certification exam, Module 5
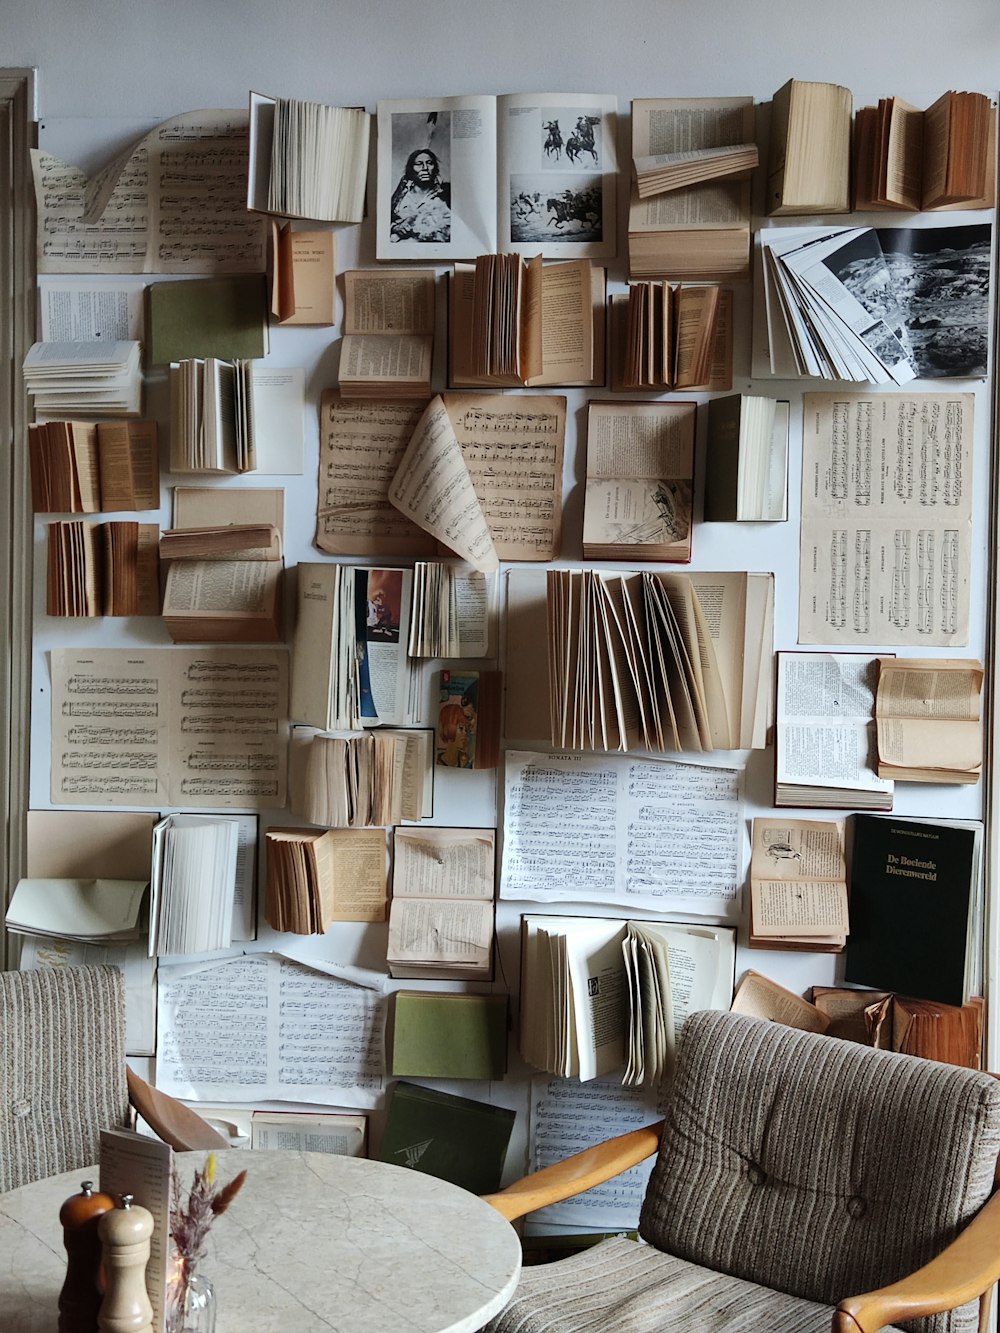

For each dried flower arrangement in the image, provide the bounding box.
[167,1153,247,1328]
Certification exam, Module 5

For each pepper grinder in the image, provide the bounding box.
[97,1194,154,1333]
[59,1179,116,1333]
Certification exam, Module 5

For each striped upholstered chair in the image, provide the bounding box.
[0,964,226,1192]
[483,1010,1000,1333]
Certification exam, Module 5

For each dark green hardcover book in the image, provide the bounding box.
[148,274,268,364]
[377,1081,516,1194]
[388,991,508,1080]
[845,814,980,1006]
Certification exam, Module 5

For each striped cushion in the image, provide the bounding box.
[640,1011,1000,1333]
[0,965,130,1191]
[484,1235,905,1332]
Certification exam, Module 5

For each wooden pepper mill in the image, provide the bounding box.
[59,1179,116,1333]
[97,1194,154,1333]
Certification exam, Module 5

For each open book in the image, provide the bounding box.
[160,523,284,644]
[169,358,305,474]
[582,401,695,562]
[150,813,239,956]
[339,269,435,400]
[248,92,370,223]
[628,97,753,282]
[264,827,387,932]
[23,340,143,418]
[47,519,159,617]
[544,568,773,753]
[775,652,893,810]
[766,79,852,215]
[30,419,158,513]
[290,563,415,730]
[376,92,617,261]
[288,726,433,829]
[407,563,496,659]
[854,91,995,211]
[450,257,605,388]
[609,283,732,392]
[875,657,983,783]
[387,827,495,979]
[748,817,848,952]
[520,914,735,1084]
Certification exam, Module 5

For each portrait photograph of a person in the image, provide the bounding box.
[389,112,452,244]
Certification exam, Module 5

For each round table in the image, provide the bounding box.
[0,1149,522,1332]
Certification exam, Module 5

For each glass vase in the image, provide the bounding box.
[166,1262,216,1333]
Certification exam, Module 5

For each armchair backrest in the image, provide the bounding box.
[640,1010,1000,1333]
[0,965,130,1191]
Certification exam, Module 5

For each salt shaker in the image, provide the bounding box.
[97,1194,154,1333]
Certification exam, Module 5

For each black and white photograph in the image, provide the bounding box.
[509,173,603,244]
[823,224,991,378]
[538,111,603,169]
[388,111,453,245]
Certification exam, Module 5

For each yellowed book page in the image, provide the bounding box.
[673,286,719,389]
[876,657,983,720]
[340,333,432,386]
[69,425,101,513]
[446,392,566,563]
[628,179,750,233]
[173,485,285,535]
[26,810,155,879]
[94,421,156,511]
[530,260,592,385]
[388,395,499,571]
[393,826,495,899]
[161,558,279,621]
[387,898,494,967]
[687,571,750,749]
[730,970,830,1033]
[344,269,435,335]
[876,715,982,777]
[884,100,924,209]
[325,828,387,922]
[315,394,434,558]
[799,392,974,646]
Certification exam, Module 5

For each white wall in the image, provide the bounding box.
[6,0,1000,1179]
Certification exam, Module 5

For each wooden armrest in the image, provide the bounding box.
[833,1188,1000,1333]
[481,1119,663,1222]
[126,1068,230,1152]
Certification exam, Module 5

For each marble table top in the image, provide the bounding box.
[0,1149,522,1332]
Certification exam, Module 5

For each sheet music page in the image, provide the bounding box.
[33,110,267,274]
[50,647,288,809]
[799,391,974,646]
[500,750,743,915]
[389,395,500,571]
[526,1076,665,1231]
[316,393,437,557]
[446,392,566,562]
[155,953,386,1107]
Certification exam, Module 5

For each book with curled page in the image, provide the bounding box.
[874,656,984,784]
[160,523,283,644]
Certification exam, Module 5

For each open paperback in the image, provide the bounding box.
[875,656,984,783]
[387,827,495,979]
[748,817,848,952]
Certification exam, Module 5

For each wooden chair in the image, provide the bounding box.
[482,1010,1000,1333]
[0,964,226,1192]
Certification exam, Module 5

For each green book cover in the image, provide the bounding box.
[377,1081,515,1194]
[389,991,508,1080]
[148,274,268,364]
[845,814,979,1006]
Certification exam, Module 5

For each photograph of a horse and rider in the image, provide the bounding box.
[509,107,605,245]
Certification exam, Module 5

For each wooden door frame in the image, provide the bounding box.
[0,69,36,967]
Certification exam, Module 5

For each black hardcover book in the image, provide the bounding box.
[377,1082,516,1195]
[845,814,980,1007]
